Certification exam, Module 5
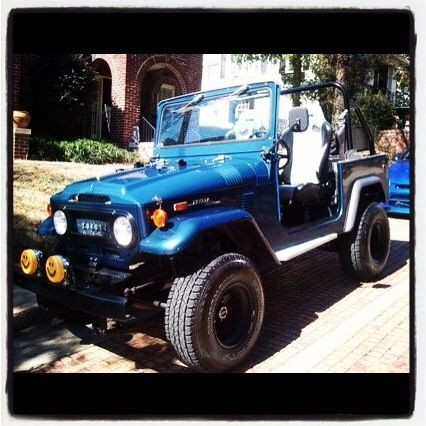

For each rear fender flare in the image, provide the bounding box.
[344,176,387,233]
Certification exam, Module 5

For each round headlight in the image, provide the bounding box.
[113,216,133,247]
[53,210,67,235]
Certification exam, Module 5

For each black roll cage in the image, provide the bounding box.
[281,81,375,155]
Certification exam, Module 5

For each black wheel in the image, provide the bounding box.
[165,253,264,372]
[36,295,93,324]
[338,202,390,281]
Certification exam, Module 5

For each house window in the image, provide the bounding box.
[157,84,175,102]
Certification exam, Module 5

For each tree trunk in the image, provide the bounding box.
[278,55,304,106]
[331,54,348,125]
[290,55,303,106]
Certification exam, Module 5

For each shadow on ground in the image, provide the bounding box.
[13,213,58,261]
[29,238,408,373]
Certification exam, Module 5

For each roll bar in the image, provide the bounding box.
[281,81,354,151]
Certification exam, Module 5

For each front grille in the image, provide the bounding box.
[75,218,111,238]
[64,206,143,254]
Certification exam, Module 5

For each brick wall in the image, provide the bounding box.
[12,54,22,109]
[13,54,38,112]
[92,54,203,147]
[13,128,31,159]
[14,53,203,148]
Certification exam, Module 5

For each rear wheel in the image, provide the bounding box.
[165,253,264,372]
[338,202,390,281]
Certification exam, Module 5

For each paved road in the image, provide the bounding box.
[13,218,410,373]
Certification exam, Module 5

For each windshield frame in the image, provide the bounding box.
[154,82,277,157]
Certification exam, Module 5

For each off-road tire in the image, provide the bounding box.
[339,202,390,281]
[165,253,264,372]
[36,295,93,324]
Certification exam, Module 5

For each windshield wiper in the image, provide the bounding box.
[174,93,205,113]
[228,84,250,98]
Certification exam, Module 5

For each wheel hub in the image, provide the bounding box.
[218,305,228,320]
[213,284,253,349]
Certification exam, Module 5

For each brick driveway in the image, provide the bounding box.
[17,218,410,374]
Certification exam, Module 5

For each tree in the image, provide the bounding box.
[308,54,372,124]
[233,53,369,122]
[233,54,312,105]
[232,53,408,126]
[32,54,96,138]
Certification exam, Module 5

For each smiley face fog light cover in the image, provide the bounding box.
[20,249,43,275]
[45,255,69,284]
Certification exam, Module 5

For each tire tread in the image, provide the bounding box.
[165,253,258,370]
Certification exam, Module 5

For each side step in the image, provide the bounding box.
[275,233,338,262]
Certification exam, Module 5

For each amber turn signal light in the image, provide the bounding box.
[151,208,168,228]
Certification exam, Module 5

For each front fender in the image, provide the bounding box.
[140,207,254,256]
[37,216,56,236]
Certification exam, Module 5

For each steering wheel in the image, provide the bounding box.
[276,139,292,172]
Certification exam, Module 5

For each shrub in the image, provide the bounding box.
[29,138,139,164]
[355,92,396,136]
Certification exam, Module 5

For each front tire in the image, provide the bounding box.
[165,253,264,372]
[339,202,390,281]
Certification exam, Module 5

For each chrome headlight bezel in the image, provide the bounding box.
[113,215,135,247]
[53,210,68,235]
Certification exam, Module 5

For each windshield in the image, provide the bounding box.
[158,87,271,147]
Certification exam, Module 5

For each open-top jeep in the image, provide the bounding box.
[17,81,390,372]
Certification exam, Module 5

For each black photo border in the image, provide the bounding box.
[6,8,415,419]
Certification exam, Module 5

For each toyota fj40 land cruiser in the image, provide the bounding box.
[17,81,390,372]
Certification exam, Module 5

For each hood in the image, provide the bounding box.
[52,157,269,206]
[389,159,410,185]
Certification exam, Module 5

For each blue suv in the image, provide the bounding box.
[17,81,391,371]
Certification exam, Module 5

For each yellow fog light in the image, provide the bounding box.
[45,255,69,284]
[20,249,39,275]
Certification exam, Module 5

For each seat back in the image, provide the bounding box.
[287,109,331,185]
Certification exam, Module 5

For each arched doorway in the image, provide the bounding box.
[91,59,112,139]
[139,65,184,141]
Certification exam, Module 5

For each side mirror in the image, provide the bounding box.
[288,106,309,132]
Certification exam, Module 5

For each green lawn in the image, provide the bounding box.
[13,160,124,260]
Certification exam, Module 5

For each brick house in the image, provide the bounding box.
[89,54,203,146]
[12,54,203,156]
